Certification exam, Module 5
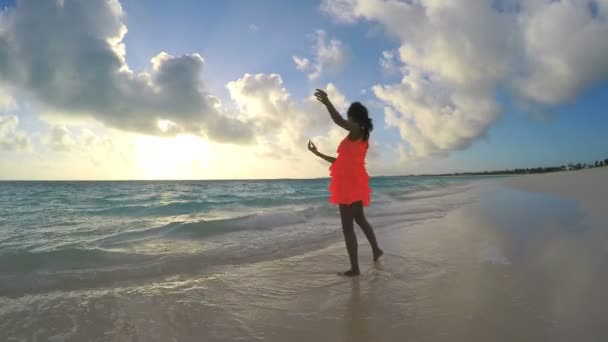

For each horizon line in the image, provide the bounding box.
[1,162,604,182]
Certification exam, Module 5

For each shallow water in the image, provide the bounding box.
[12,177,606,341]
[0,176,482,297]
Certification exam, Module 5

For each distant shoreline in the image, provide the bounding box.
[0,174,512,182]
[1,165,605,182]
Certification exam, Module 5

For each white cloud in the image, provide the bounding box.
[0,92,17,112]
[302,82,351,135]
[374,70,500,158]
[227,73,293,126]
[226,74,356,176]
[76,128,130,167]
[320,0,360,23]
[43,124,132,168]
[514,0,608,104]
[315,30,348,72]
[379,49,400,75]
[0,0,252,144]
[0,0,353,170]
[293,30,348,80]
[226,73,315,161]
[9,125,139,180]
[44,125,75,152]
[322,0,608,158]
[292,56,310,71]
[2,78,373,179]
[248,24,259,32]
[222,75,374,178]
[0,115,32,151]
[303,82,384,170]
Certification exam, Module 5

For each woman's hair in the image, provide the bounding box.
[347,102,373,141]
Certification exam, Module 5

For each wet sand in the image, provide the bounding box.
[2,169,608,341]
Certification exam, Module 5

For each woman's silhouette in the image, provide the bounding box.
[308,88,383,276]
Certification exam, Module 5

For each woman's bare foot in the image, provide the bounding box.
[373,249,384,262]
[338,269,360,277]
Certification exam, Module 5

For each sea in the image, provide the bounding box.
[0,176,492,340]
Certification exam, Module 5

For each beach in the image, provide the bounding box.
[1,169,607,341]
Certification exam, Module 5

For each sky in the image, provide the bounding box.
[0,0,607,180]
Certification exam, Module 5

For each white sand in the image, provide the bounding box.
[506,167,607,220]
[186,169,608,341]
[3,170,608,341]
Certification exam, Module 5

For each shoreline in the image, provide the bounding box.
[2,170,608,341]
[2,167,605,182]
[505,167,607,218]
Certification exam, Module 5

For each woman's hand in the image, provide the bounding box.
[315,87,357,133]
[308,140,336,164]
[314,89,330,105]
[307,140,318,154]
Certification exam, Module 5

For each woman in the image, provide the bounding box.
[308,88,383,276]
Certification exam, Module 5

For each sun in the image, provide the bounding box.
[134,134,211,180]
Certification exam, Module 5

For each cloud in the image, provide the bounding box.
[293,56,311,71]
[293,30,348,80]
[379,49,400,75]
[321,82,348,111]
[44,125,75,152]
[0,115,31,151]
[40,124,131,168]
[227,73,293,128]
[226,74,355,169]
[248,24,259,32]
[0,0,253,144]
[226,73,315,160]
[302,82,351,135]
[304,82,376,165]
[513,0,608,104]
[0,91,17,112]
[322,0,608,158]
[222,75,364,178]
[304,83,395,175]
[374,70,500,158]
[76,128,129,167]
[320,0,360,23]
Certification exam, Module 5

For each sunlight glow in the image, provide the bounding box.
[135,135,211,179]
[157,119,177,133]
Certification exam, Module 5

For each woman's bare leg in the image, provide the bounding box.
[353,201,383,261]
[339,204,359,276]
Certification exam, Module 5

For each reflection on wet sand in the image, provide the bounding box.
[344,278,369,342]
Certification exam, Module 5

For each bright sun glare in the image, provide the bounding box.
[157,119,176,133]
[135,135,211,180]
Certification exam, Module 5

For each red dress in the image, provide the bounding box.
[328,135,371,206]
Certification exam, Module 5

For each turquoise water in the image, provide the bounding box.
[0,176,489,296]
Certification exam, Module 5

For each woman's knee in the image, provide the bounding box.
[341,222,355,233]
[353,214,365,226]
[352,202,365,223]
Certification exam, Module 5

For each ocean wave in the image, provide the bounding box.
[0,248,155,274]
[95,208,329,247]
[87,201,213,217]
[166,211,309,238]
[91,183,465,248]
[86,195,330,218]
[390,183,474,201]
[0,250,218,297]
[0,177,490,297]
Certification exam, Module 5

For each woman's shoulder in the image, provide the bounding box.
[347,130,364,141]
